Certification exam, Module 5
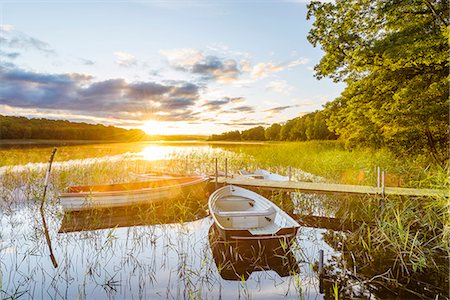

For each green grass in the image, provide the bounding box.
[0,140,447,298]
[220,140,448,188]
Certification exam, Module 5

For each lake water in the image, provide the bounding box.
[0,142,445,299]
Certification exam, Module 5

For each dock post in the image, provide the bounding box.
[215,158,218,189]
[288,166,292,181]
[225,158,228,178]
[377,166,380,188]
[318,249,324,275]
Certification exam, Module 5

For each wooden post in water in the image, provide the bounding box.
[41,148,57,209]
[225,158,228,178]
[288,166,292,181]
[377,166,381,189]
[381,170,386,199]
[40,148,58,268]
[318,249,324,275]
[215,158,218,189]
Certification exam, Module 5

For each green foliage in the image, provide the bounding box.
[0,115,146,141]
[209,111,336,142]
[241,126,265,141]
[264,123,281,141]
[307,0,449,165]
[209,130,242,141]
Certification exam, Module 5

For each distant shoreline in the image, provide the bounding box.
[0,139,270,147]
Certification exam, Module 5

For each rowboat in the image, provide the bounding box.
[60,175,208,211]
[208,185,300,240]
[238,169,288,181]
[208,224,299,280]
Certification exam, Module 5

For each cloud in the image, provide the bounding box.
[232,105,254,113]
[266,80,294,95]
[217,120,268,126]
[0,25,55,55]
[161,48,242,83]
[264,105,298,114]
[0,63,201,122]
[80,58,95,66]
[251,58,308,79]
[202,96,246,112]
[0,50,20,59]
[114,51,137,67]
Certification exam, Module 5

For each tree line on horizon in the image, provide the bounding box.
[209,110,337,141]
[0,115,146,141]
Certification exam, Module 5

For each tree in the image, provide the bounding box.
[265,123,282,141]
[307,0,449,164]
[241,126,266,141]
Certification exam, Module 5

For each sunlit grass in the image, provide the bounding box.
[0,140,448,299]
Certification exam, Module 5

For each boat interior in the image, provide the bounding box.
[212,194,278,231]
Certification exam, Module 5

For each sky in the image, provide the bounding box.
[0,0,344,135]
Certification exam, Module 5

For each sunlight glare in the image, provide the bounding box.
[141,120,167,135]
[138,146,174,161]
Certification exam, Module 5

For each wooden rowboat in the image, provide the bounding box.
[208,185,300,240]
[60,175,208,211]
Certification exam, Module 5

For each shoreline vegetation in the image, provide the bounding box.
[0,143,447,298]
[0,115,209,142]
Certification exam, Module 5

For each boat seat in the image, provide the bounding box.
[215,206,276,217]
[222,196,253,202]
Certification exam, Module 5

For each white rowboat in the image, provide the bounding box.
[208,185,300,240]
[238,169,289,181]
[60,176,208,211]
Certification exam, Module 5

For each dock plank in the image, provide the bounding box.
[215,177,447,198]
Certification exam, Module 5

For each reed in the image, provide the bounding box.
[0,141,447,299]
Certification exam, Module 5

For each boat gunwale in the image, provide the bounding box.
[60,175,208,198]
[208,185,300,235]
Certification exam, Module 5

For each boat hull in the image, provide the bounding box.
[208,185,300,240]
[60,176,208,211]
[214,224,299,241]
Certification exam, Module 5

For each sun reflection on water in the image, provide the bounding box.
[137,145,175,161]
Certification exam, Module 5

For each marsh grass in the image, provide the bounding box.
[0,141,447,299]
[221,141,448,187]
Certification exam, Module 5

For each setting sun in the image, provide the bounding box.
[141,120,168,135]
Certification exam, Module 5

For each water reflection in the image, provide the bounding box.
[208,223,300,281]
[59,202,208,233]
[1,141,446,299]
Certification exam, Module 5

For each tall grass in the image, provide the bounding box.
[0,140,447,299]
[221,141,447,187]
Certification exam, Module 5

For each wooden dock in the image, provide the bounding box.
[214,176,448,198]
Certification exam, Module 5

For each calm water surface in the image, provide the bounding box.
[0,142,445,299]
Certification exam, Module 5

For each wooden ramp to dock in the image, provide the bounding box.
[215,177,448,198]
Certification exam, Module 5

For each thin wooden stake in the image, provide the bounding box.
[225,158,228,178]
[382,170,385,199]
[40,206,58,268]
[215,157,218,189]
[40,148,58,268]
[41,148,57,209]
[318,249,324,275]
[377,166,381,189]
[288,166,292,181]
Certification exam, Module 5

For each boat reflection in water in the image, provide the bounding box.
[208,223,300,281]
[59,198,208,233]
